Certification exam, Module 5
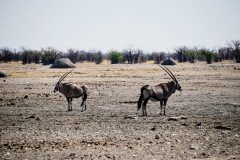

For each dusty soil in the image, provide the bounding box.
[0,61,240,160]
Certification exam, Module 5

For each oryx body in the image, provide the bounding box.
[54,69,88,111]
[138,65,182,116]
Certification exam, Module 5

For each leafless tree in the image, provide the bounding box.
[228,40,240,63]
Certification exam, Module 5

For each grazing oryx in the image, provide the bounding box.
[54,69,88,112]
[138,65,182,116]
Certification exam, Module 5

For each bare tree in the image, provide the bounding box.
[228,40,240,63]
[0,47,14,62]
[67,48,79,64]
[175,46,187,62]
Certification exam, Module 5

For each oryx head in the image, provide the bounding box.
[54,69,75,93]
[159,65,182,92]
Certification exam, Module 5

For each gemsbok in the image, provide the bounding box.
[53,69,88,112]
[138,65,182,116]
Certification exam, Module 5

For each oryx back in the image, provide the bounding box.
[144,85,164,102]
[60,83,84,98]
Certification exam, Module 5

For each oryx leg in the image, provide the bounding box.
[160,100,163,116]
[80,94,87,112]
[142,98,149,116]
[163,100,167,116]
[67,97,73,111]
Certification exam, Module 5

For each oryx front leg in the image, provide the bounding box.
[160,100,167,116]
[67,97,73,111]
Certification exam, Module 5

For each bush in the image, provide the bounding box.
[93,51,103,64]
[153,52,166,64]
[109,52,123,64]
[21,48,34,64]
[185,49,197,63]
[0,48,14,62]
[41,47,58,65]
[228,40,240,63]
[200,49,214,64]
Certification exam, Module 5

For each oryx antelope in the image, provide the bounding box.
[138,65,182,116]
[53,69,88,112]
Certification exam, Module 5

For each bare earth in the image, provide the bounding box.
[0,61,240,160]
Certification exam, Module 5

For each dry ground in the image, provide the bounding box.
[0,61,240,160]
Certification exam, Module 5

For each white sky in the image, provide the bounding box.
[0,0,239,53]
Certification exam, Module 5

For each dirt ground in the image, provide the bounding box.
[0,61,240,160]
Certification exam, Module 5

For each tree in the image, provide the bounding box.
[0,47,14,62]
[94,51,103,64]
[41,47,58,65]
[67,48,79,64]
[200,49,214,64]
[21,47,34,64]
[152,52,166,64]
[228,40,240,63]
[175,46,187,62]
[185,49,197,63]
[109,51,123,64]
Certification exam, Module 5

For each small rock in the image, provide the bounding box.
[168,116,188,121]
[24,95,28,99]
[26,115,35,119]
[189,144,198,150]
[69,153,77,159]
[0,71,7,78]
[215,125,231,130]
[150,125,157,131]
[195,122,204,129]
[155,134,160,140]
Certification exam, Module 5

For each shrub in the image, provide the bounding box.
[200,49,214,64]
[0,47,14,62]
[228,40,240,63]
[41,47,58,65]
[93,51,103,64]
[109,52,123,64]
[153,52,166,64]
[185,49,197,63]
[21,48,34,64]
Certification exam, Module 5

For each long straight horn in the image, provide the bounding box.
[57,68,75,84]
[158,65,178,83]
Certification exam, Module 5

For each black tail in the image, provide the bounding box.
[138,85,148,110]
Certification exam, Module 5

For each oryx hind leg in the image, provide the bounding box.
[142,98,149,116]
[163,100,167,116]
[80,94,87,112]
[160,101,163,116]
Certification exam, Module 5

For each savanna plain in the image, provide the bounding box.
[0,61,240,160]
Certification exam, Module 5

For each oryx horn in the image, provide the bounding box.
[158,65,178,83]
[57,68,75,84]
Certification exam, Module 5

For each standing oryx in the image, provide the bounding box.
[53,69,88,112]
[138,65,182,116]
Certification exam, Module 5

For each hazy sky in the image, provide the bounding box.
[0,0,239,53]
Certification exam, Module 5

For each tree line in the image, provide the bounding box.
[0,40,239,64]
